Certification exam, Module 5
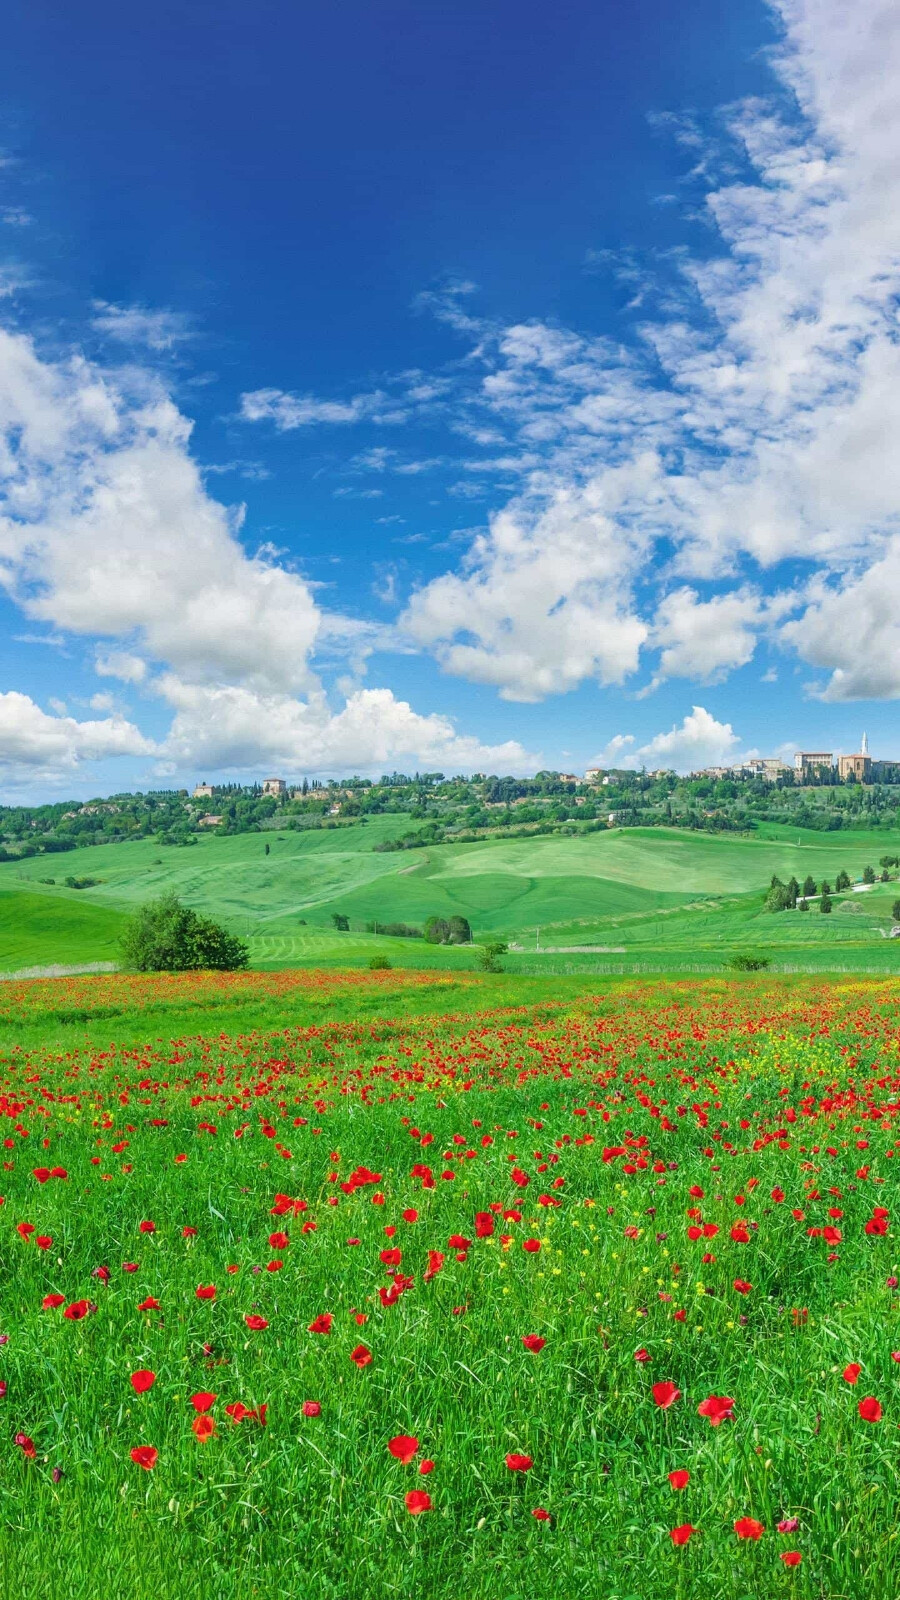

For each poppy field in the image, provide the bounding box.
[2,971,900,1599]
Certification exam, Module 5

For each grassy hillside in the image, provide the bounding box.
[0,884,127,971]
[1,817,899,973]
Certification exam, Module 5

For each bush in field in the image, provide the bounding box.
[368,956,392,970]
[479,939,508,972]
[121,892,249,972]
[728,952,771,971]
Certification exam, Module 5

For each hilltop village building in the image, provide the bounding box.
[837,733,872,783]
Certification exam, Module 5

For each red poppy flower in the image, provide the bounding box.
[308,1313,333,1334]
[419,1459,434,1474]
[244,1314,268,1330]
[130,1446,158,1470]
[652,1381,680,1409]
[522,1238,541,1253]
[734,1518,764,1540]
[42,1294,65,1310]
[0,1382,6,1398]
[138,1221,156,1235]
[36,1236,52,1250]
[15,1433,36,1459]
[138,1296,160,1311]
[195,1285,216,1300]
[475,1213,495,1238]
[189,1392,217,1413]
[780,1552,802,1567]
[697,1395,734,1426]
[16,1223,34,1239]
[388,1434,419,1463]
[122,1262,139,1273]
[130,1370,156,1395]
[733,1279,752,1294]
[843,1363,861,1385]
[521,1335,545,1352]
[302,1401,321,1417]
[63,1299,90,1321]
[858,1396,882,1422]
[225,1401,267,1425]
[777,1517,799,1533]
[634,1347,651,1363]
[404,1490,431,1514]
[669,1470,690,1490]
[670,1524,695,1546]
[402,1208,418,1222]
[189,1413,215,1441]
[505,1453,533,1471]
[182,1226,197,1238]
[531,1508,550,1521]
[350,1344,372,1367]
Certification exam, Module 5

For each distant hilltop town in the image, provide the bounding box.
[688,732,891,786]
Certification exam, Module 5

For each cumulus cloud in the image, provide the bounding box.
[0,690,154,781]
[396,0,900,702]
[0,325,523,785]
[593,706,743,774]
[0,328,322,694]
[403,462,654,701]
[157,678,532,776]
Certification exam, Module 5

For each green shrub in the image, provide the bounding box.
[479,940,508,973]
[368,957,392,971]
[727,953,771,972]
[121,893,249,972]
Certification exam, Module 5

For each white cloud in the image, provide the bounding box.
[91,302,194,351]
[594,706,743,774]
[395,0,900,703]
[0,690,154,781]
[0,326,534,783]
[0,329,322,694]
[157,678,533,776]
[239,388,398,429]
[651,588,763,684]
[403,462,654,701]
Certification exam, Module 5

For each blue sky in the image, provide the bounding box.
[0,0,898,799]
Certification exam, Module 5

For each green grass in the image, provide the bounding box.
[3,819,900,974]
[2,971,900,1599]
[0,883,127,970]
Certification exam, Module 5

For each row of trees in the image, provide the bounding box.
[766,859,898,913]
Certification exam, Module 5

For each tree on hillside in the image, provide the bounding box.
[765,882,791,912]
[447,915,472,944]
[121,893,249,972]
[803,874,818,898]
[835,870,850,891]
[820,891,832,913]
[424,916,450,944]
[893,899,900,922]
[331,913,349,931]
[786,876,800,908]
[863,864,876,884]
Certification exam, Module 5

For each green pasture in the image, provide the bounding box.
[2,818,900,974]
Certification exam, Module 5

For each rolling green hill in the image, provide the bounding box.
[2,817,899,974]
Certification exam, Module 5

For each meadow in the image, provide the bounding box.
[2,967,900,1599]
[3,817,900,977]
